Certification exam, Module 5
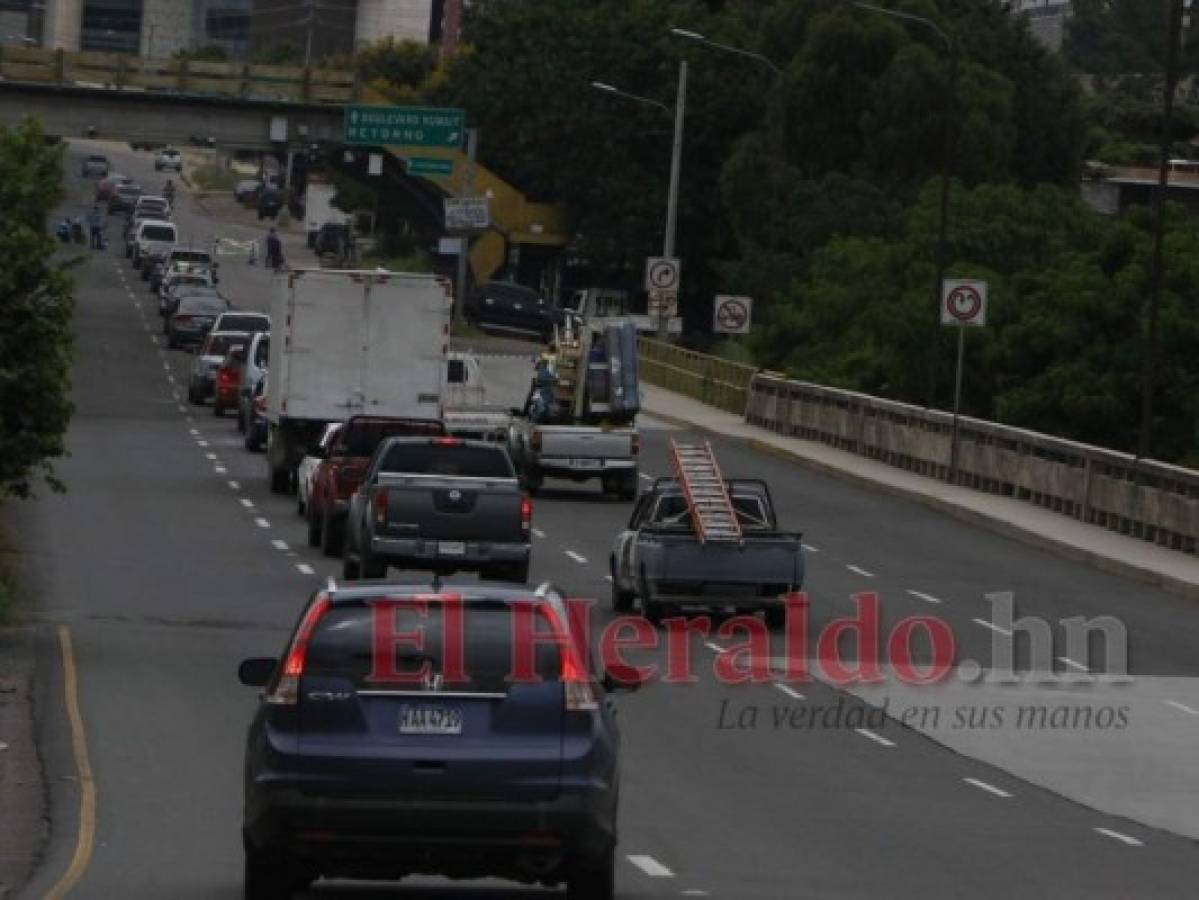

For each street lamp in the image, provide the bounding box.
[853,2,958,411]
[590,62,689,340]
[670,28,780,77]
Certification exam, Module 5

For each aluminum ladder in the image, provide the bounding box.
[669,438,742,544]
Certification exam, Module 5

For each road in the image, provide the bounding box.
[12,142,1199,899]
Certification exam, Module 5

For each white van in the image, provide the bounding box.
[132,219,177,268]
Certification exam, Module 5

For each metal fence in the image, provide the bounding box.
[636,338,756,415]
[0,46,356,103]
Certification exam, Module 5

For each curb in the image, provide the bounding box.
[640,399,1199,602]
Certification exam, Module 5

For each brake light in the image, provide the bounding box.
[175,314,193,323]
[631,432,640,455]
[433,437,462,447]
[531,430,542,452]
[538,604,597,712]
[373,489,388,525]
[266,594,331,705]
[217,367,237,388]
[520,494,532,535]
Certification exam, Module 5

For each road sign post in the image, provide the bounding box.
[645,257,680,340]
[941,278,988,484]
[713,295,752,334]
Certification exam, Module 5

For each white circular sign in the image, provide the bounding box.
[647,258,679,291]
[945,285,982,322]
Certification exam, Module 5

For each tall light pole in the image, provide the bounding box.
[591,60,688,340]
[854,2,958,410]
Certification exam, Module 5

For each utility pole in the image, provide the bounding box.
[659,60,687,340]
[303,0,315,67]
[1139,0,1184,460]
[454,127,478,326]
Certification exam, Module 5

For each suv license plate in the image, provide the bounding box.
[439,541,466,556]
[571,458,602,470]
[399,705,463,735]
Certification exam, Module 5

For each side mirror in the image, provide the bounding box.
[238,657,277,687]
[602,665,648,693]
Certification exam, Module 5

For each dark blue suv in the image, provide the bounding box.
[238,582,641,899]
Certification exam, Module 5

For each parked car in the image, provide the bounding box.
[95,174,131,204]
[81,154,109,177]
[306,416,447,557]
[466,281,564,341]
[108,182,142,214]
[158,272,214,314]
[233,179,263,205]
[213,344,252,417]
[154,147,182,171]
[296,422,341,517]
[237,332,269,433]
[131,195,170,220]
[188,331,250,404]
[167,295,230,349]
[150,247,216,292]
[130,219,177,269]
[212,311,270,334]
[343,437,532,582]
[256,188,284,219]
[237,582,636,899]
[244,375,268,451]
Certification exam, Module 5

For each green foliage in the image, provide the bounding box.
[0,120,75,498]
[252,41,304,66]
[1066,0,1199,76]
[179,45,229,61]
[191,164,240,192]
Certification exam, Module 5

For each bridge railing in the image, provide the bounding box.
[0,45,356,103]
[633,339,1198,555]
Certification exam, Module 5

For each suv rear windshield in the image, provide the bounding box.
[141,225,175,242]
[304,600,562,692]
[378,442,514,478]
[173,251,212,264]
[204,333,249,356]
[217,314,269,332]
[87,155,107,163]
[340,420,445,457]
[179,297,226,315]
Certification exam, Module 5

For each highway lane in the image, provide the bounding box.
[13,141,1199,899]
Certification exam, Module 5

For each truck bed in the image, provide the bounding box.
[639,529,805,601]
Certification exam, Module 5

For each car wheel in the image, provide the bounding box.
[243,849,293,900]
[611,568,635,613]
[237,406,246,434]
[124,245,132,259]
[306,504,322,547]
[522,469,543,496]
[213,401,225,417]
[244,427,262,452]
[619,471,638,501]
[763,604,786,631]
[567,847,615,900]
[361,552,387,579]
[342,551,361,580]
[321,511,344,557]
[269,466,290,494]
[188,386,203,405]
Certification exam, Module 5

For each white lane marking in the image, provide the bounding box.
[703,641,724,655]
[681,892,710,898]
[195,439,208,447]
[189,428,199,436]
[271,539,289,551]
[214,467,227,475]
[855,728,895,748]
[846,564,874,578]
[973,618,1013,637]
[1094,827,1143,847]
[227,480,240,490]
[775,684,806,701]
[162,362,170,371]
[963,777,1011,799]
[532,527,546,539]
[1164,700,1199,716]
[638,473,654,482]
[254,517,270,529]
[565,550,588,564]
[801,543,820,553]
[626,855,674,878]
[205,453,217,461]
[906,590,943,605]
[296,563,316,575]
[1057,656,1089,672]
[239,498,255,508]
[603,574,614,582]
[166,375,175,384]
[177,405,186,413]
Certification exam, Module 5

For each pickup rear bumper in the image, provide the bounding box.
[535,457,636,477]
[370,537,530,572]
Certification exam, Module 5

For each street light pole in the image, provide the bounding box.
[853,2,958,410]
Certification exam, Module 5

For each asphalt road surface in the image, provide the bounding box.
[12,142,1199,899]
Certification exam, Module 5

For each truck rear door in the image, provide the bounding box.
[537,427,633,463]
[362,273,448,419]
[277,271,365,419]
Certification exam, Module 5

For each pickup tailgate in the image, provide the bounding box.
[377,474,524,542]
[536,426,634,459]
[644,532,804,594]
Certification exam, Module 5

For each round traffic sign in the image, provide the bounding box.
[945,285,982,323]
[648,259,679,291]
[715,298,748,330]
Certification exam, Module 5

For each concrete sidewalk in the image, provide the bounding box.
[638,383,1199,601]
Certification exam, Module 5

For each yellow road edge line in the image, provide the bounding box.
[45,625,96,900]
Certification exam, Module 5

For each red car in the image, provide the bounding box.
[212,345,247,417]
[307,416,446,556]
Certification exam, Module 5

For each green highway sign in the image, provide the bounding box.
[344,105,465,148]
[407,157,454,176]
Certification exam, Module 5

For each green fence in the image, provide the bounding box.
[636,338,757,415]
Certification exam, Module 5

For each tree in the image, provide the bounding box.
[0,120,75,497]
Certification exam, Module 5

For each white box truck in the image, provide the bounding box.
[304,181,345,248]
[265,269,452,493]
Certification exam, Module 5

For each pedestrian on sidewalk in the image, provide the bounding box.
[265,227,284,272]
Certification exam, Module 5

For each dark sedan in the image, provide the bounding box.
[167,295,230,349]
[466,281,564,341]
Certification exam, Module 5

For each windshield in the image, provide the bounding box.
[378,442,514,478]
[204,333,247,356]
[178,297,225,314]
[141,225,175,242]
[172,251,211,264]
[216,314,269,332]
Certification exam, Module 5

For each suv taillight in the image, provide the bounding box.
[531,430,542,452]
[217,367,237,388]
[520,495,532,535]
[631,432,640,455]
[266,594,331,705]
[373,490,388,525]
[539,605,597,713]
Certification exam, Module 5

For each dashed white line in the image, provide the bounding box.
[271,539,289,551]
[239,498,255,508]
[1057,656,1089,672]
[254,517,270,529]
[801,543,820,553]
[846,564,874,578]
[166,375,175,384]
[963,777,1011,798]
[603,574,614,582]
[205,453,218,461]
[296,563,316,576]
[972,618,1013,637]
[1094,827,1143,847]
[189,428,200,436]
[906,589,943,605]
[626,855,674,878]
[565,550,587,564]
[703,641,724,655]
[227,480,240,490]
[177,405,187,413]
[214,466,227,475]
[775,684,806,701]
[681,892,710,898]
[1164,700,1199,716]
[196,440,208,447]
[532,527,546,539]
[638,473,654,482]
[855,728,895,748]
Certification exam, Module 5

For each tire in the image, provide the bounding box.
[213,401,225,417]
[360,548,387,579]
[237,406,246,433]
[763,604,786,631]
[306,504,321,546]
[342,549,361,580]
[619,471,638,501]
[242,850,290,900]
[124,245,132,259]
[522,469,543,496]
[567,847,615,900]
[644,600,676,628]
[167,335,178,349]
[611,566,635,613]
[269,466,290,494]
[187,386,202,405]
[321,510,344,557]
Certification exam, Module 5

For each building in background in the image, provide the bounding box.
[193,0,250,57]
[249,0,356,63]
[355,0,430,46]
[1009,0,1071,50]
[0,0,35,44]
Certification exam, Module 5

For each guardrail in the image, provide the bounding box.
[636,338,756,415]
[746,373,1198,555]
[0,45,356,103]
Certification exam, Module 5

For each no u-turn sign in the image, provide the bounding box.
[941,279,988,327]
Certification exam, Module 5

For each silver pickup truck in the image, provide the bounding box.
[610,478,804,627]
[508,418,639,499]
[342,436,532,582]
